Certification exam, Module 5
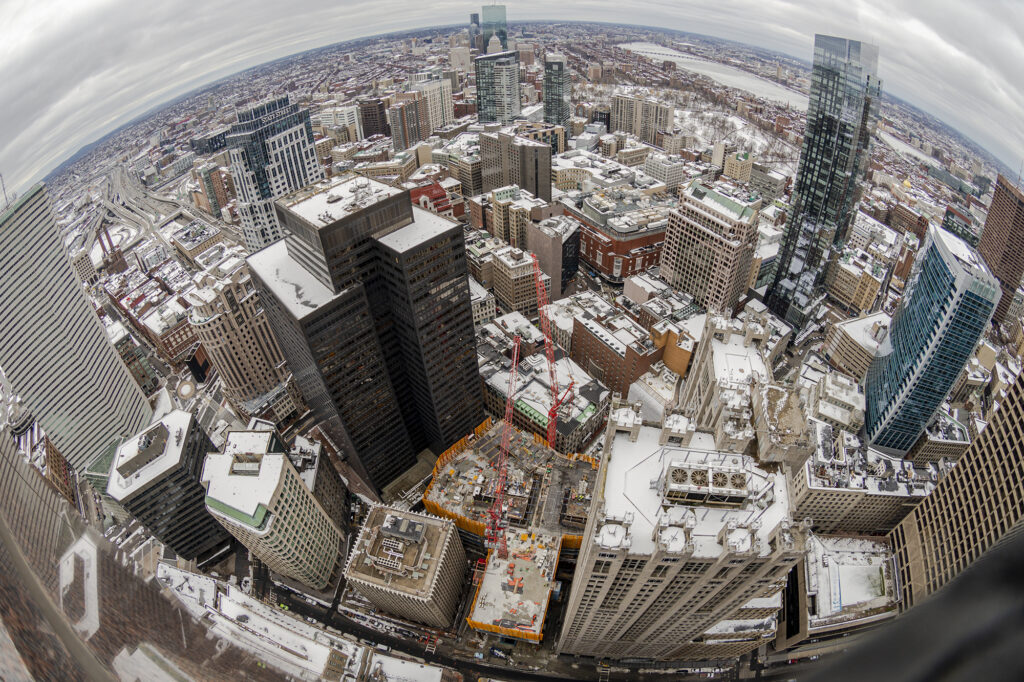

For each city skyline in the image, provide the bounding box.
[1,6,1022,195]
[0,7,1020,679]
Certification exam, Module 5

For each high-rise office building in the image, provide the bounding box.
[475,51,520,124]
[610,93,673,146]
[185,249,294,419]
[557,403,809,660]
[767,35,881,329]
[976,175,1024,326]
[865,227,999,455]
[480,4,508,51]
[247,176,483,491]
[890,373,1024,609]
[479,130,552,201]
[661,179,762,313]
[203,423,347,591]
[543,53,571,127]
[0,184,152,471]
[358,97,391,138]
[106,410,230,561]
[227,96,325,251]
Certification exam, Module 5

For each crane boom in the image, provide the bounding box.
[487,334,521,560]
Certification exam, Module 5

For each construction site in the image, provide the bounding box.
[422,254,602,644]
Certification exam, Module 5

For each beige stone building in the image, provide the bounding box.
[825,250,884,314]
[556,402,809,661]
[186,249,302,426]
[202,427,346,591]
[723,152,754,183]
[610,94,673,146]
[889,375,1024,609]
[789,421,941,536]
[904,410,971,464]
[489,185,551,247]
[822,312,890,382]
[345,506,465,628]
[678,315,771,453]
[661,180,761,314]
[492,246,543,316]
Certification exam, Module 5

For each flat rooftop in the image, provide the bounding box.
[346,506,451,599]
[202,451,285,523]
[107,409,194,501]
[277,175,401,229]
[805,535,897,632]
[247,240,342,320]
[599,421,791,557]
[376,207,457,254]
[468,529,560,641]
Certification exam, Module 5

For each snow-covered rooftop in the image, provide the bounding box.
[377,207,458,254]
[599,424,792,557]
[278,176,401,229]
[247,240,341,320]
[107,409,195,501]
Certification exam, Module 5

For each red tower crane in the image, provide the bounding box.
[486,335,521,561]
[532,257,574,449]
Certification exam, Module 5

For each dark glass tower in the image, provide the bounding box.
[766,35,881,329]
[865,227,1000,455]
[543,53,571,127]
[247,177,483,491]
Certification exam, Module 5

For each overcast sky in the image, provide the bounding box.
[1,0,1021,194]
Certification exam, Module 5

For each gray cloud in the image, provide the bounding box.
[1,0,1021,194]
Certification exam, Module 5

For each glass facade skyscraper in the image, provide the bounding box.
[865,226,1000,455]
[248,177,483,491]
[481,4,508,51]
[475,51,520,124]
[766,35,881,329]
[227,96,324,251]
[543,53,571,127]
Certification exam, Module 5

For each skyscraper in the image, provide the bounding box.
[480,4,508,51]
[106,410,230,561]
[609,93,674,146]
[890,372,1024,609]
[976,175,1024,326]
[865,226,999,455]
[410,77,455,134]
[0,184,152,471]
[557,403,808,660]
[661,179,762,313]
[767,35,881,329]
[358,97,391,138]
[475,51,520,124]
[543,53,571,127]
[227,96,324,251]
[247,176,483,491]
